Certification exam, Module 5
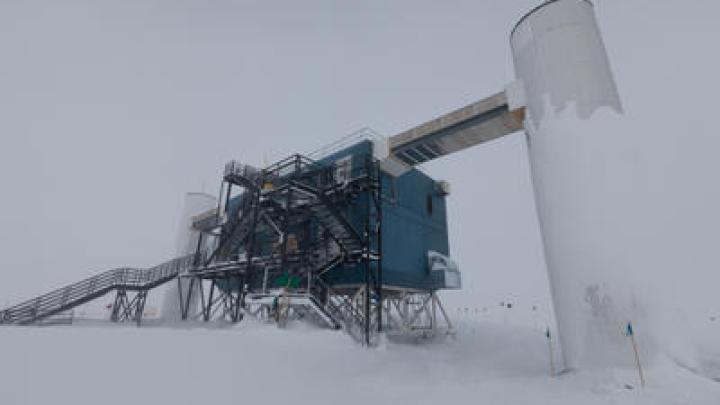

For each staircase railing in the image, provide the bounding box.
[0,253,197,325]
[312,276,369,343]
[287,180,363,254]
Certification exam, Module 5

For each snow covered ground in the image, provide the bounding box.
[1,316,718,405]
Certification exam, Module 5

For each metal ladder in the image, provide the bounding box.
[208,209,257,263]
[0,254,197,325]
[285,180,364,256]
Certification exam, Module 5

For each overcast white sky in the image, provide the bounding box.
[1,1,718,324]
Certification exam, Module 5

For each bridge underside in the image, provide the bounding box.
[386,91,524,170]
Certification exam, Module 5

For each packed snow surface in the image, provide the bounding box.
[1,317,717,405]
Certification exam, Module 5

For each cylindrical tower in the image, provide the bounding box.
[511,0,636,370]
[161,192,217,321]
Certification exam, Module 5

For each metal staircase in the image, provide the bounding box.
[242,245,371,341]
[244,285,370,343]
[0,254,196,326]
[248,291,341,329]
[307,203,363,257]
[284,180,364,257]
[208,208,257,263]
[314,278,373,343]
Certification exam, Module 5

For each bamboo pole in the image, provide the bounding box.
[626,321,645,388]
[546,327,556,377]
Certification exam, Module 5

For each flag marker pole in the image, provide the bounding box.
[546,327,556,377]
[625,321,645,388]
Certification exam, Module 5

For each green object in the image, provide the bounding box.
[626,322,634,337]
[275,272,301,288]
[275,273,288,287]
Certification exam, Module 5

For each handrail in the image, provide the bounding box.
[306,127,383,160]
[0,252,201,325]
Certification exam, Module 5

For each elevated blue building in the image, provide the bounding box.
[200,137,460,342]
[0,135,461,343]
[219,139,459,294]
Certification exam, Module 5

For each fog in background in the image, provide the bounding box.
[0,0,718,336]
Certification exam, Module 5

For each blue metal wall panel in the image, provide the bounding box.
[321,140,450,291]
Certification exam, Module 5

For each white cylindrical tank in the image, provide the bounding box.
[511,0,638,370]
[161,192,217,321]
[512,0,622,129]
